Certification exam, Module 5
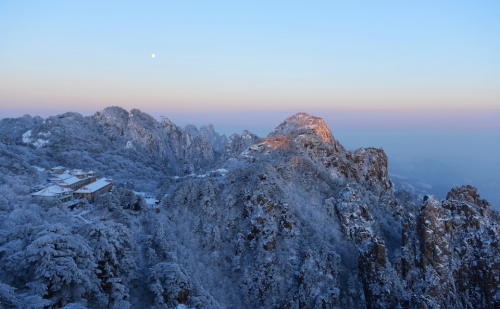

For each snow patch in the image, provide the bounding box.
[31,166,46,172]
[33,139,49,147]
[22,130,49,147]
[22,130,32,143]
[134,191,160,207]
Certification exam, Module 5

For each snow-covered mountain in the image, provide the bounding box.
[0,106,255,191]
[0,108,498,308]
[184,123,228,153]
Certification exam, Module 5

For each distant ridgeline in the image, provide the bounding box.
[0,107,498,308]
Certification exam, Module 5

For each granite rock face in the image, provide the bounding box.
[397,186,500,308]
[93,107,217,174]
[247,112,391,191]
[222,130,259,159]
[199,124,228,153]
[268,112,336,144]
[184,123,228,153]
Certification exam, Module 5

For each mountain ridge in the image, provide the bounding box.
[0,107,498,308]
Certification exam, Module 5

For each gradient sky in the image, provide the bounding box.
[1,0,499,125]
[1,1,499,206]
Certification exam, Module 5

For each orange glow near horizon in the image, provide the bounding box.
[1,73,499,114]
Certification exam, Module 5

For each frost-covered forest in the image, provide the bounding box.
[1,108,499,308]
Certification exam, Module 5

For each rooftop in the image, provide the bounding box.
[54,173,73,180]
[59,176,87,186]
[75,178,113,194]
[31,185,73,197]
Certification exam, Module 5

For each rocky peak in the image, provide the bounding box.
[199,124,228,153]
[95,106,129,123]
[93,106,130,134]
[223,130,259,159]
[398,187,500,308]
[183,124,228,153]
[161,117,179,132]
[129,109,158,129]
[184,124,200,139]
[95,107,160,134]
[22,114,44,124]
[241,130,256,141]
[268,112,334,144]
[446,185,491,210]
[347,147,392,190]
[246,113,391,191]
[200,123,215,134]
[92,107,218,174]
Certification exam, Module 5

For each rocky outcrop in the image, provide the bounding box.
[199,124,228,153]
[346,147,392,190]
[335,186,374,244]
[269,112,335,144]
[222,130,259,159]
[183,124,200,139]
[92,107,217,174]
[400,186,500,308]
[247,112,391,191]
[184,124,228,153]
[358,237,393,309]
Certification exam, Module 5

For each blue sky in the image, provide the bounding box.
[0,1,499,206]
[1,1,499,119]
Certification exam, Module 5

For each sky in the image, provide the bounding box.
[1,0,499,123]
[0,1,499,206]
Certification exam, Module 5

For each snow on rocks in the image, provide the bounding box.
[22,129,50,148]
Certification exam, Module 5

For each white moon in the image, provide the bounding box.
[151,54,156,58]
